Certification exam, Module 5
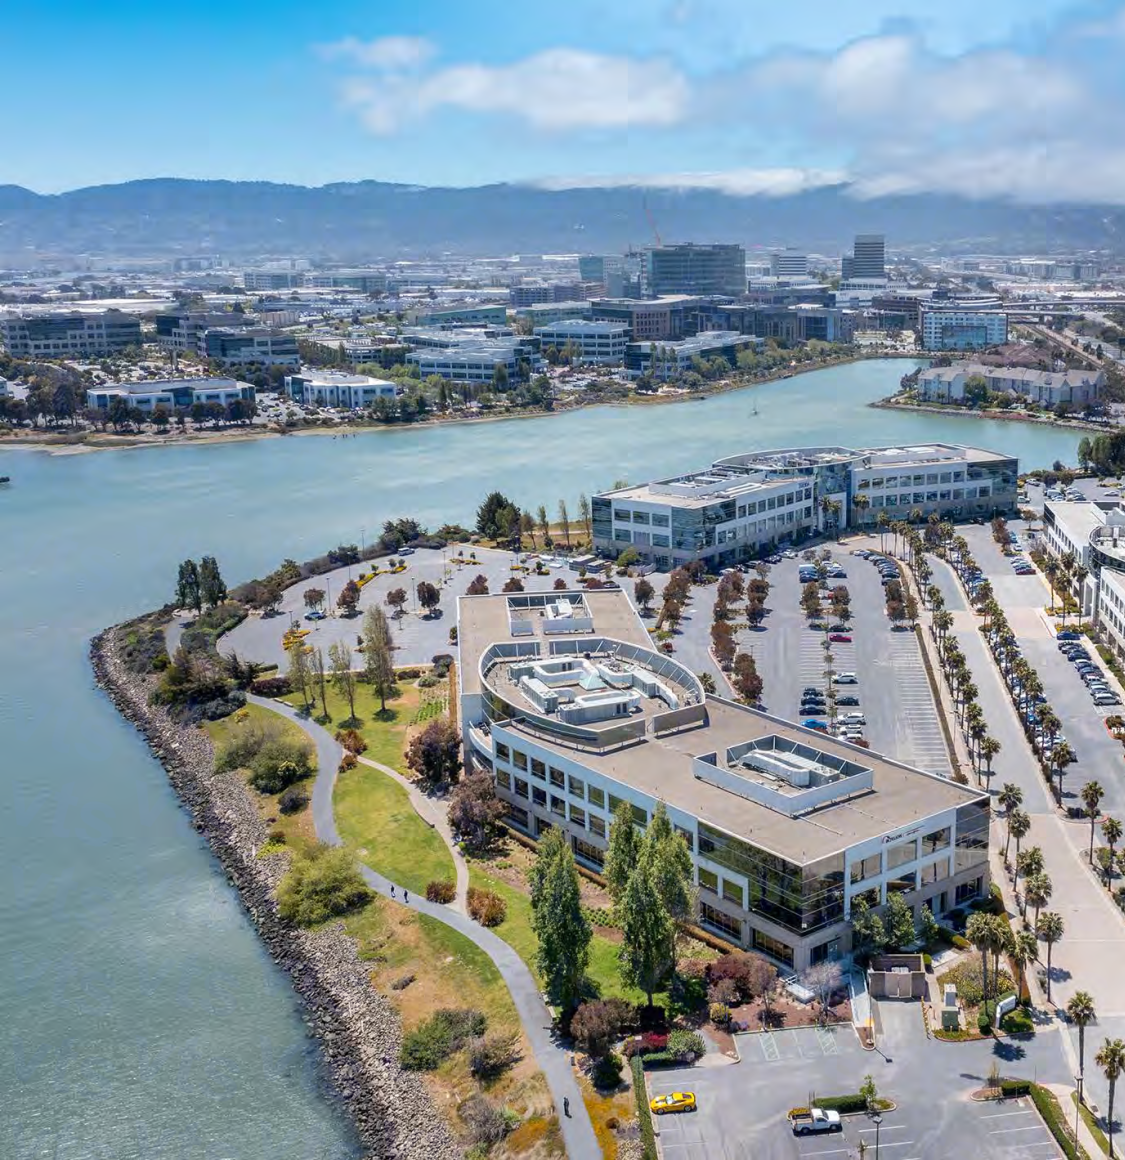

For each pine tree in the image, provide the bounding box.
[643,803,695,938]
[530,834,591,1013]
[604,799,641,903]
[175,559,201,612]
[199,555,227,608]
[618,856,674,1008]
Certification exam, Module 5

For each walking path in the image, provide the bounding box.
[249,695,601,1160]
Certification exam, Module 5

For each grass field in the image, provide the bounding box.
[335,761,455,895]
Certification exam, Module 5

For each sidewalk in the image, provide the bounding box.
[1043,1083,1104,1159]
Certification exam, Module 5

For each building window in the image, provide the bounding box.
[752,929,794,966]
[495,742,510,762]
[514,778,529,799]
[496,769,511,789]
[531,758,545,780]
[587,785,605,808]
[569,805,586,828]
[701,902,741,940]
[920,858,950,886]
[675,825,694,852]
[885,839,917,870]
[850,854,881,884]
[810,938,841,965]
[550,795,566,817]
[572,837,605,869]
[549,767,565,788]
[922,827,951,855]
[506,804,530,829]
[589,814,606,838]
[512,751,528,771]
[887,872,916,893]
[698,868,719,894]
[722,879,745,907]
[533,786,547,807]
[568,775,585,798]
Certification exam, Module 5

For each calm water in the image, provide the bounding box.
[0,361,1079,1158]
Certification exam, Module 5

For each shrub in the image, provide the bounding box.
[667,1030,706,1062]
[276,846,373,927]
[460,1095,514,1146]
[709,1002,732,1027]
[707,950,775,1002]
[334,728,367,754]
[708,978,739,1006]
[418,674,439,688]
[396,667,422,680]
[426,880,456,904]
[250,675,291,696]
[468,1031,520,1079]
[249,752,307,795]
[640,1031,668,1053]
[951,935,970,950]
[570,998,637,1057]
[1001,1008,1035,1035]
[278,785,309,815]
[1000,1078,1032,1096]
[978,1010,992,1033]
[592,1051,624,1090]
[401,1008,487,1070]
[339,753,358,772]
[467,886,506,927]
[816,1094,868,1114]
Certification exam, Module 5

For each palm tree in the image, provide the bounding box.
[1083,781,1107,863]
[980,736,1001,784]
[1044,557,1060,611]
[1104,817,1123,886]
[876,510,890,554]
[966,912,995,1003]
[1026,871,1053,931]
[1052,741,1077,805]
[1068,991,1097,1103]
[999,782,1024,815]
[1011,929,1039,1004]
[1037,911,1064,1005]
[1007,807,1031,866]
[853,492,870,530]
[1097,1037,1125,1158]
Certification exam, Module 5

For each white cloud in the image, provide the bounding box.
[339,48,689,133]
[318,35,434,70]
[534,167,848,196]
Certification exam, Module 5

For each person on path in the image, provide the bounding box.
[404,889,409,903]
[563,1098,570,1118]
[390,884,395,898]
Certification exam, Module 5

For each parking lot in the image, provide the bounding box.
[644,1009,1066,1160]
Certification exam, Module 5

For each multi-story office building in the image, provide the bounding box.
[533,320,629,364]
[304,270,388,294]
[593,444,1018,568]
[509,284,585,308]
[579,253,643,298]
[406,341,543,384]
[284,370,401,409]
[624,331,763,379]
[644,244,746,298]
[458,588,989,970]
[514,301,593,327]
[918,363,1103,409]
[921,309,1008,351]
[86,377,255,412]
[413,305,508,327]
[243,271,305,291]
[712,304,846,344]
[842,235,886,280]
[155,311,255,353]
[590,296,702,341]
[0,310,142,357]
[770,250,809,279]
[1043,499,1125,633]
[202,327,300,368]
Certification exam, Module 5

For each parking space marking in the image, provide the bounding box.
[759,1031,780,1062]
[989,1126,1048,1135]
[816,1026,838,1055]
[980,1110,1034,1119]
[798,1149,850,1157]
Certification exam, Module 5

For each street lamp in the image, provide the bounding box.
[1076,1074,1083,1147]
[871,1111,883,1160]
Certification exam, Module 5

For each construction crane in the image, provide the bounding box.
[643,195,662,247]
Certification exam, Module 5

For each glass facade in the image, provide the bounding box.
[698,823,844,933]
[954,800,990,875]
[752,929,794,967]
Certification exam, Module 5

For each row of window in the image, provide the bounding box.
[495,768,610,837]
[858,470,966,488]
[864,488,987,508]
[848,827,951,885]
[612,509,671,527]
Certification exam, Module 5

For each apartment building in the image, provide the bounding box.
[533,320,629,364]
[921,309,1008,351]
[593,444,1018,568]
[458,588,989,971]
[284,370,401,409]
[918,363,1103,409]
[644,243,746,297]
[202,327,300,368]
[0,310,142,357]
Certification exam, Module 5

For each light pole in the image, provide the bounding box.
[1075,1074,1083,1147]
[871,1111,882,1160]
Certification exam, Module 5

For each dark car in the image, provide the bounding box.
[1057,631,1081,641]
[835,695,861,706]
[802,686,822,695]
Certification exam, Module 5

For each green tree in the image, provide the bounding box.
[537,504,550,545]
[1068,991,1097,1100]
[530,831,591,1013]
[328,640,357,722]
[558,499,571,548]
[604,799,641,903]
[311,646,329,719]
[1098,1038,1125,1159]
[1007,807,1031,866]
[1104,817,1123,884]
[277,845,373,926]
[849,896,886,962]
[416,580,441,617]
[618,858,674,1008]
[966,912,996,1003]
[475,490,520,539]
[199,555,226,608]
[1037,912,1064,1005]
[492,362,509,391]
[578,493,592,542]
[1083,780,1106,864]
[287,638,312,710]
[1025,871,1053,931]
[1011,930,1038,1002]
[362,606,396,712]
[643,803,695,964]
[176,559,201,612]
[883,892,916,951]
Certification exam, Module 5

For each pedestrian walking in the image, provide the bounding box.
[563,1097,570,1118]
[390,884,395,898]
[404,889,409,903]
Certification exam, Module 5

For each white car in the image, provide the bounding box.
[833,673,858,684]
[840,712,866,725]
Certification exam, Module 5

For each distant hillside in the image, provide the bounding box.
[1,178,1122,261]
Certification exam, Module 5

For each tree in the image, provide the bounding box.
[466,573,490,596]
[578,493,592,542]
[557,499,571,548]
[530,831,591,1013]
[502,576,525,593]
[731,652,763,704]
[324,640,356,720]
[915,903,940,948]
[1007,808,1031,867]
[1025,871,1053,931]
[1037,912,1064,1005]
[337,578,361,617]
[311,646,329,719]
[711,620,736,668]
[287,638,312,710]
[1098,1038,1125,1159]
[405,718,462,787]
[849,896,886,962]
[634,577,655,613]
[998,781,1023,816]
[492,362,509,392]
[1011,930,1038,1004]
[198,556,226,608]
[883,892,916,951]
[803,961,844,1026]
[1068,991,1097,1101]
[618,858,674,1008]
[966,912,996,1003]
[536,504,549,545]
[1051,740,1077,804]
[604,798,642,903]
[1083,780,1106,864]
[416,580,440,617]
[448,770,506,851]
[1105,817,1124,884]
[304,587,326,612]
[643,804,695,964]
[175,559,201,612]
[746,598,766,629]
[476,490,520,540]
[979,736,1001,782]
[362,606,396,712]
[519,509,536,548]
[385,587,407,618]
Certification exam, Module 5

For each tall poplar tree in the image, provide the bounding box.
[618,855,674,1008]
[530,830,591,1013]
[604,799,641,903]
[362,606,396,712]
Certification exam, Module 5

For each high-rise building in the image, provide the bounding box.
[644,243,746,297]
[769,250,809,279]
[849,234,886,280]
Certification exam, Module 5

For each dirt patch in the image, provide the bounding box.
[730,992,852,1031]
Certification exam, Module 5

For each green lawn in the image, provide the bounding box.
[204,700,313,756]
[335,760,455,895]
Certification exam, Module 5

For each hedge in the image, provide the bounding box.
[815,1094,868,1114]
[1029,1084,1088,1160]
[1000,1079,1031,1097]
[631,1057,657,1160]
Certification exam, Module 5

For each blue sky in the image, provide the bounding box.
[8,0,1125,200]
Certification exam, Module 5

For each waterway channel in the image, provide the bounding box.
[0,359,1082,1158]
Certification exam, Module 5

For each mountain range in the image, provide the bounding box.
[0,179,1122,262]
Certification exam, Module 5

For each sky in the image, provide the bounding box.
[8,0,1125,202]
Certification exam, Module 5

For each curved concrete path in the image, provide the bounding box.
[248,695,600,1160]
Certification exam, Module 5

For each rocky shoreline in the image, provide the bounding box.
[90,623,461,1160]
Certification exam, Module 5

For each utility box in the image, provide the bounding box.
[942,984,959,1031]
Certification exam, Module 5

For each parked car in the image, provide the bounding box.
[651,1092,697,1115]
[829,633,853,643]
[833,673,858,684]
[1095,693,1121,706]
[304,610,326,621]
[398,546,416,555]
[840,712,867,725]
[835,695,861,706]
[790,1108,842,1136]
[1057,631,1081,641]
[802,719,829,731]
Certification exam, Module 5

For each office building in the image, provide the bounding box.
[579,254,643,298]
[458,588,989,970]
[533,320,629,364]
[593,444,1017,569]
[406,341,543,384]
[842,235,885,281]
[625,331,763,379]
[304,270,388,294]
[413,305,508,328]
[921,309,1008,351]
[514,301,593,327]
[770,251,809,279]
[155,311,254,353]
[202,327,300,368]
[644,244,746,298]
[509,284,585,309]
[244,271,305,291]
[590,297,703,341]
[86,377,255,412]
[284,371,401,409]
[918,363,1103,409]
[0,310,142,357]
[1042,498,1125,629]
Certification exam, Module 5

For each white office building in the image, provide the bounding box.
[0,310,142,357]
[406,342,542,384]
[533,320,628,364]
[86,377,256,412]
[921,309,1008,351]
[284,371,401,409]
[458,588,990,971]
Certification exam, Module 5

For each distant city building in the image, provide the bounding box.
[770,250,809,279]
[625,331,763,379]
[918,363,1103,409]
[413,305,509,327]
[86,377,255,412]
[843,234,886,281]
[514,301,593,326]
[921,309,1008,351]
[284,371,401,409]
[533,320,629,364]
[509,283,585,308]
[243,271,305,291]
[202,327,300,368]
[707,304,847,344]
[406,341,543,384]
[155,311,254,353]
[0,310,142,357]
[578,254,642,298]
[644,243,746,297]
[304,270,388,294]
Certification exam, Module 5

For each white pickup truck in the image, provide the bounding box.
[789,1107,843,1136]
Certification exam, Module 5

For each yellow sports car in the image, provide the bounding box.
[650,1092,697,1115]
